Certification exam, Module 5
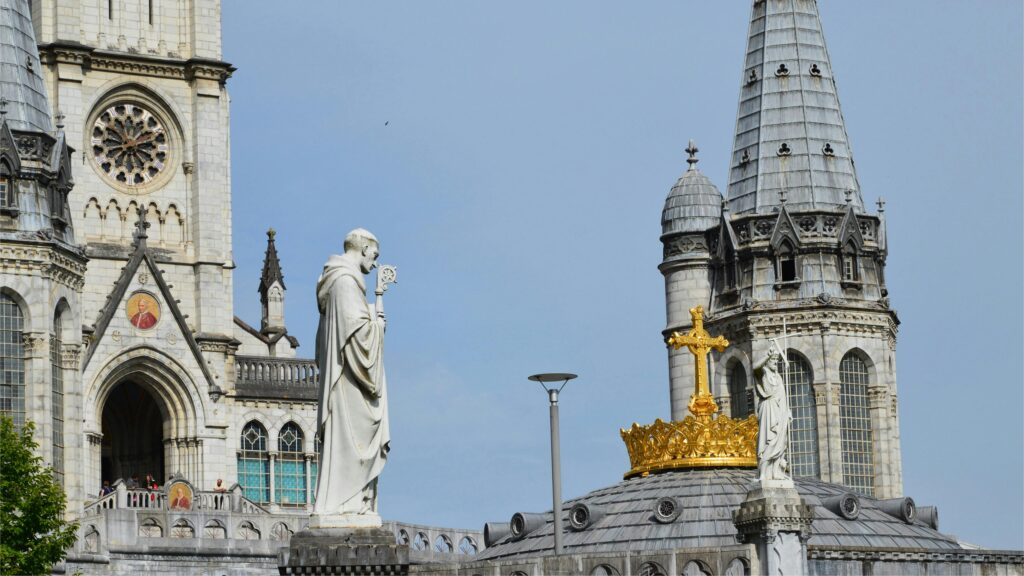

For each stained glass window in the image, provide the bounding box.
[783,351,820,479]
[275,422,306,505]
[728,362,750,418]
[840,352,874,496]
[238,421,269,502]
[0,294,25,427]
[51,310,64,482]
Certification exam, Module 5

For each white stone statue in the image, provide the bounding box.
[753,341,792,485]
[312,229,394,527]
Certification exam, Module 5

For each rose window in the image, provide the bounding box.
[91,104,169,187]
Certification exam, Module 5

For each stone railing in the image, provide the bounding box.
[234,356,318,400]
[83,482,266,516]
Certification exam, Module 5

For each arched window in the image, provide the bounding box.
[782,351,819,479]
[728,362,750,418]
[0,294,25,427]
[841,241,859,282]
[51,309,64,482]
[840,352,874,496]
[238,421,270,503]
[775,241,797,283]
[275,422,306,505]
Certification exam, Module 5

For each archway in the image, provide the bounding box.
[101,381,165,485]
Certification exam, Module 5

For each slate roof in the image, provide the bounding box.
[0,0,53,132]
[726,0,864,214]
[662,149,723,236]
[477,468,960,560]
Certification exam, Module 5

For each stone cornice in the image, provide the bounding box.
[807,546,1024,564]
[37,42,235,84]
[686,307,899,342]
[0,238,87,290]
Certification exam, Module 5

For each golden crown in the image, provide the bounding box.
[620,305,758,479]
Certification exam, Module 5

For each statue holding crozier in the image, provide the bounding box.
[311,228,397,528]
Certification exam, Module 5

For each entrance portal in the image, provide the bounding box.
[101,381,165,485]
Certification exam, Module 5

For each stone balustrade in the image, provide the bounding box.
[234,355,319,400]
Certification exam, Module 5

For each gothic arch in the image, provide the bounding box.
[714,347,750,398]
[0,285,34,330]
[87,345,207,439]
[839,346,876,382]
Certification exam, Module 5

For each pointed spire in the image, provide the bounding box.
[0,0,54,132]
[259,227,285,296]
[727,0,863,214]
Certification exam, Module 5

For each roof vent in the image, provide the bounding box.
[821,492,861,520]
[777,143,792,157]
[916,506,939,530]
[775,63,790,77]
[822,143,836,157]
[509,512,547,541]
[878,497,917,524]
[483,522,510,547]
[810,64,822,77]
[568,503,605,531]
[653,497,681,524]
[747,69,758,85]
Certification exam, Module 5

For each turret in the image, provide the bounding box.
[659,141,722,420]
[259,228,286,334]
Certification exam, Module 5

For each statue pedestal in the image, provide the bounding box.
[733,483,814,576]
[278,526,409,575]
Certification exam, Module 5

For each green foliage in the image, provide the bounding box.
[0,415,78,575]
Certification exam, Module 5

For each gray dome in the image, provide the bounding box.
[478,468,959,560]
[661,167,723,236]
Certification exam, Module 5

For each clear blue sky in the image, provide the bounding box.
[222,1,1022,550]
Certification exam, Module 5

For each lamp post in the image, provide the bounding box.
[527,372,577,556]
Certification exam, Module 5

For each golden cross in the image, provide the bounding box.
[667,305,729,420]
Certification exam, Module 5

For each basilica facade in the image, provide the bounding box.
[2,0,321,521]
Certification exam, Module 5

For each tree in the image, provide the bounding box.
[0,415,78,575]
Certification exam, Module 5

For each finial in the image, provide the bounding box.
[845,190,853,205]
[721,198,730,213]
[876,197,886,213]
[134,205,150,242]
[779,190,788,205]
[685,140,699,170]
[0,97,8,118]
[55,111,66,130]
[267,227,276,240]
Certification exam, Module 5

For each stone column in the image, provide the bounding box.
[269,453,276,504]
[811,382,830,481]
[868,386,891,498]
[734,483,814,576]
[304,455,312,507]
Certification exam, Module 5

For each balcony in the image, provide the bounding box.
[234,356,319,401]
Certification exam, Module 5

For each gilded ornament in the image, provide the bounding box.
[620,305,758,478]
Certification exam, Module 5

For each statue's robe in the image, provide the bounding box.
[754,360,791,482]
[312,255,389,516]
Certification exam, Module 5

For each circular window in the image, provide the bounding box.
[653,497,680,523]
[91,102,171,191]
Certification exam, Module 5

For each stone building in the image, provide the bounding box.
[2,0,479,573]
[1,0,1021,574]
[659,1,901,499]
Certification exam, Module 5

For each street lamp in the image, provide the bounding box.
[527,372,577,556]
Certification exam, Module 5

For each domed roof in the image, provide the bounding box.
[662,142,723,236]
[477,468,958,560]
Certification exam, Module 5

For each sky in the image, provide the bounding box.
[222,1,1023,550]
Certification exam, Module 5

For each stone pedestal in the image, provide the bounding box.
[733,482,814,576]
[278,527,409,575]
